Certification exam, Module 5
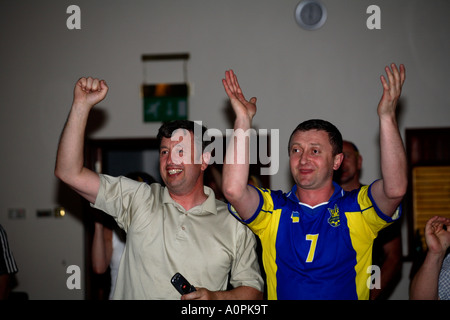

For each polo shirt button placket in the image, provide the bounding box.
[182,212,189,231]
[176,211,188,240]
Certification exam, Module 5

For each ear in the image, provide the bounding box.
[201,152,211,171]
[333,153,344,171]
[357,155,363,170]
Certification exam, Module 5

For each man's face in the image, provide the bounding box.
[159,129,207,195]
[289,129,342,191]
[339,141,361,185]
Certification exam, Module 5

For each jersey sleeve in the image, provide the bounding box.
[0,225,18,275]
[348,183,402,242]
[228,185,282,238]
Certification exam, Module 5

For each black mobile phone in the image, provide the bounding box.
[171,272,196,295]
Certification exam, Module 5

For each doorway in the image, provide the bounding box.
[405,127,450,285]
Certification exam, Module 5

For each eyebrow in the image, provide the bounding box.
[291,142,322,147]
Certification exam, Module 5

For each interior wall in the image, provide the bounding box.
[0,0,449,299]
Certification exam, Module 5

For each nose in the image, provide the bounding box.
[166,150,174,165]
[299,151,309,165]
[168,149,184,165]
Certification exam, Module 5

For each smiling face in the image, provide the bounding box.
[159,129,208,196]
[289,129,343,191]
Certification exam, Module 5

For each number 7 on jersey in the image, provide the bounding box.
[305,234,319,263]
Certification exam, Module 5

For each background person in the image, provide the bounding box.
[335,140,403,300]
[0,224,18,300]
[91,171,156,299]
[410,215,450,300]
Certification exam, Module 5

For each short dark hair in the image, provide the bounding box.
[288,119,343,156]
[157,120,210,152]
[344,140,359,153]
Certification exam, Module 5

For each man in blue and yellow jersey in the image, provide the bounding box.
[221,64,407,300]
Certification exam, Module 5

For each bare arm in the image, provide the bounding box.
[410,216,450,300]
[91,221,113,274]
[221,70,260,221]
[370,234,402,299]
[54,77,108,204]
[370,64,407,216]
[0,274,12,300]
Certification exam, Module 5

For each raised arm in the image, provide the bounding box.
[221,70,260,221]
[370,64,407,216]
[91,220,113,274]
[410,216,450,300]
[54,77,108,204]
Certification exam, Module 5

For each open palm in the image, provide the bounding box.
[425,216,450,255]
[222,70,257,122]
[378,63,405,117]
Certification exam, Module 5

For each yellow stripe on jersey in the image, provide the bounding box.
[345,185,395,299]
[248,188,281,300]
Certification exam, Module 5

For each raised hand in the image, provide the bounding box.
[222,70,257,124]
[378,63,405,117]
[425,215,450,256]
[74,77,109,108]
[55,76,108,205]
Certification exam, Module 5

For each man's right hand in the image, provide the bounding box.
[74,77,108,108]
[425,215,450,257]
[54,77,106,205]
[222,70,257,126]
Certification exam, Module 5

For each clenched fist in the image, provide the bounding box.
[73,77,108,108]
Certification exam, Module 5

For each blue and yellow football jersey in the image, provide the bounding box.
[229,182,401,300]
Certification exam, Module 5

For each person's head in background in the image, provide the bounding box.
[337,140,363,191]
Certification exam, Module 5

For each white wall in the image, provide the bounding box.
[0,0,449,299]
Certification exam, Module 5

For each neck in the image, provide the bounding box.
[169,182,208,211]
[296,183,335,207]
[341,179,361,192]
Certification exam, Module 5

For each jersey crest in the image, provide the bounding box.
[327,204,340,227]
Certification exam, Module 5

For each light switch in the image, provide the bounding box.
[8,208,26,219]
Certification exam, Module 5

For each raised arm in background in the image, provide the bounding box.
[370,64,407,216]
[221,70,261,221]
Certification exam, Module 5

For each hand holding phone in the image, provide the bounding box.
[171,272,196,295]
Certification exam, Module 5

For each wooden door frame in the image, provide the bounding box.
[405,127,450,260]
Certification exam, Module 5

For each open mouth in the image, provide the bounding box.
[168,169,183,175]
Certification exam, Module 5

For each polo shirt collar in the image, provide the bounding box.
[163,186,217,215]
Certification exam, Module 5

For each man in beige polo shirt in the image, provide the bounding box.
[55,76,264,300]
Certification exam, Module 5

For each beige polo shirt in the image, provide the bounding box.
[92,174,264,300]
